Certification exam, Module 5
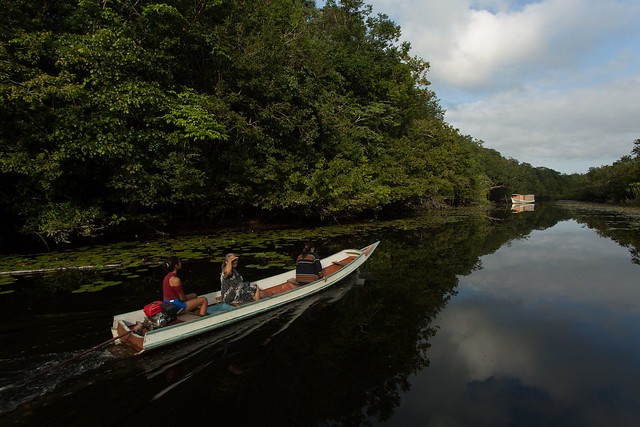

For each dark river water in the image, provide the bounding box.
[1,202,639,426]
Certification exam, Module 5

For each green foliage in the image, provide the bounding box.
[0,0,576,247]
[23,202,124,244]
[557,139,640,204]
[164,90,227,143]
[628,183,640,201]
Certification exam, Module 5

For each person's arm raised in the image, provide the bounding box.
[222,257,236,277]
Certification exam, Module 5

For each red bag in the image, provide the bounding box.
[143,301,164,317]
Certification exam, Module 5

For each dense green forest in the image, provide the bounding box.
[1,0,639,249]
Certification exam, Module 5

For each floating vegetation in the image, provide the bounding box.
[0,276,16,286]
[246,264,273,270]
[0,208,483,281]
[72,280,123,293]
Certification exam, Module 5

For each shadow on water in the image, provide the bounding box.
[0,275,360,424]
[1,203,640,425]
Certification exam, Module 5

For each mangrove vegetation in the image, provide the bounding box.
[2,0,639,250]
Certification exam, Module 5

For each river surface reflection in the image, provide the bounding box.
[2,203,640,426]
[384,218,640,426]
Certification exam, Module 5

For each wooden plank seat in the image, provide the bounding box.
[321,256,356,276]
[242,255,358,300]
[260,281,299,298]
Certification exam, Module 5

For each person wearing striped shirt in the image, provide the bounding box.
[295,242,323,285]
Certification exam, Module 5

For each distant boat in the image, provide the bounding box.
[111,242,379,354]
[511,194,535,204]
[511,203,535,213]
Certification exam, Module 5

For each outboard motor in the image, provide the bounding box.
[143,301,178,330]
[148,312,170,329]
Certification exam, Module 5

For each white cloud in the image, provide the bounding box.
[446,75,640,172]
[366,0,640,173]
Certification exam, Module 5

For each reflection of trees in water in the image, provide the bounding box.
[557,202,640,265]
[594,226,640,264]
[2,205,589,425]
[1,267,160,319]
[197,210,564,425]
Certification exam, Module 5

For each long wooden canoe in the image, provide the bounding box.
[111,241,379,354]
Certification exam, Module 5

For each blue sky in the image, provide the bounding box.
[321,0,640,174]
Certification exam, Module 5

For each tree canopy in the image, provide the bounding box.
[1,0,636,249]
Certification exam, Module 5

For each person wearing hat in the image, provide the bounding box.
[220,253,260,305]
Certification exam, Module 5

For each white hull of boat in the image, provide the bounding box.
[111,241,379,353]
[511,194,535,204]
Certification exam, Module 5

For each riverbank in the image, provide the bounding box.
[555,200,640,217]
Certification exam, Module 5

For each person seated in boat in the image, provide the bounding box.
[220,253,260,305]
[295,242,323,285]
[162,256,208,316]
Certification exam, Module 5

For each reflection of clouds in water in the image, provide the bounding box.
[438,299,640,395]
[461,219,640,314]
[393,296,640,427]
[384,219,640,427]
[440,301,538,381]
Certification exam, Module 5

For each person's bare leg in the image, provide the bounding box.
[186,297,208,316]
[198,297,208,316]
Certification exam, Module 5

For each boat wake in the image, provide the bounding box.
[0,275,365,419]
[0,349,117,415]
